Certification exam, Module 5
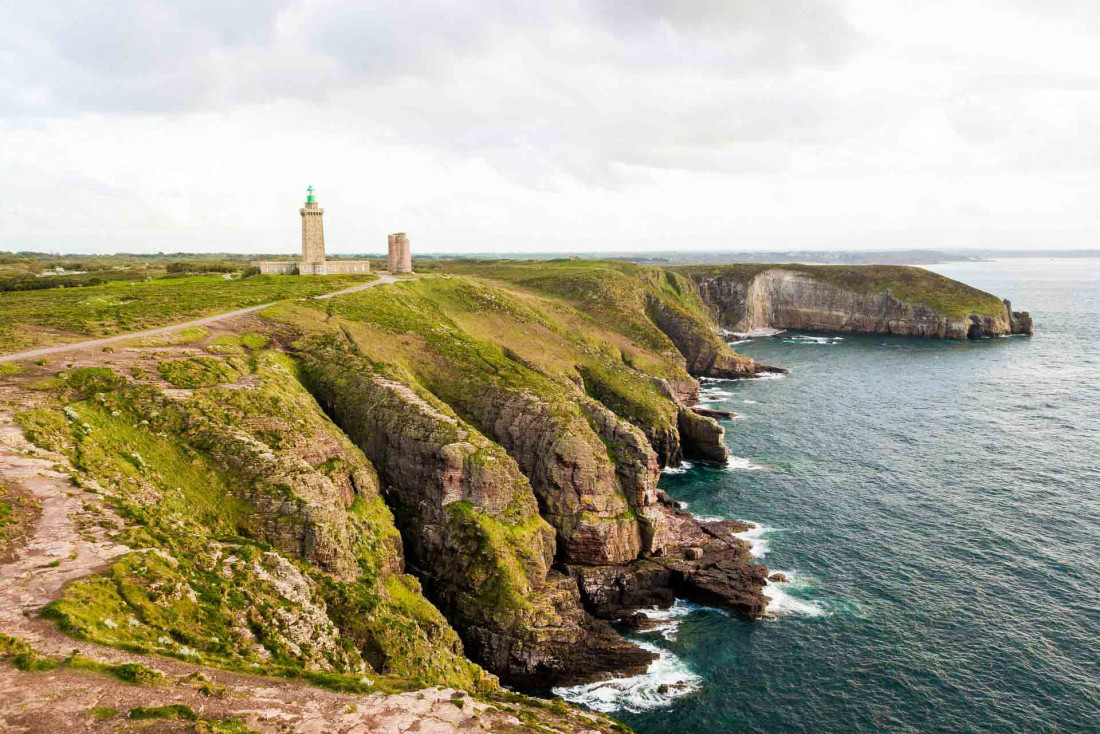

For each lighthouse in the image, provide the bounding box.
[300,185,326,275]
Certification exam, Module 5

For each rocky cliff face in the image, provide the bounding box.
[689,267,1032,339]
[293,333,655,686]
[645,293,784,377]
[277,277,773,685]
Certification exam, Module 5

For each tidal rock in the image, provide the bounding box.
[677,408,729,464]
[569,506,769,621]
[768,572,789,583]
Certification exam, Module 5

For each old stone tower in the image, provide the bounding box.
[300,185,326,275]
[388,232,412,273]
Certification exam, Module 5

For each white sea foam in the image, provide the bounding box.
[784,335,841,345]
[637,600,696,640]
[552,640,701,713]
[763,570,826,617]
[752,371,785,380]
[661,460,694,475]
[742,399,758,404]
[725,455,764,471]
[701,388,734,398]
[728,338,752,346]
[732,522,771,558]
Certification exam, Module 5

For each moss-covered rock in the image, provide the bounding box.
[290,331,654,686]
[18,360,487,691]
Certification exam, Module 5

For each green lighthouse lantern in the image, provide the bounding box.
[306,185,315,204]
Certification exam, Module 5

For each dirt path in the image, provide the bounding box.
[0,274,398,365]
[0,389,130,652]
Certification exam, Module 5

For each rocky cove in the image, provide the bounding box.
[0,260,1031,731]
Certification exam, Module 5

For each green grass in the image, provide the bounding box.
[0,273,373,355]
[157,356,247,388]
[128,704,198,721]
[1,635,162,684]
[0,480,39,552]
[126,325,209,348]
[19,358,489,694]
[87,706,119,720]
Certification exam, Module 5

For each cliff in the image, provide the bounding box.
[2,259,1029,728]
[268,276,770,682]
[681,264,1033,338]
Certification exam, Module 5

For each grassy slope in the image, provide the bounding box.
[277,275,682,465]
[14,353,486,693]
[677,263,1006,319]
[0,273,374,355]
[424,260,756,375]
[425,260,684,355]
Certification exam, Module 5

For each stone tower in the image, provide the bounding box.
[300,185,326,275]
[387,232,412,274]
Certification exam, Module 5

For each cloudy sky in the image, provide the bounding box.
[3,0,1098,254]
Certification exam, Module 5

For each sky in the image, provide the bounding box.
[3,0,1099,255]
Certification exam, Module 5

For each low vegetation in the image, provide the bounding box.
[17,357,487,694]
[0,480,39,560]
[0,272,373,354]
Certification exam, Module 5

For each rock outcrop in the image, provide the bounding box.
[646,293,784,378]
[293,333,655,686]
[440,387,643,567]
[1005,299,1034,336]
[569,504,769,621]
[677,407,730,464]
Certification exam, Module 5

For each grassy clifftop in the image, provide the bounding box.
[0,273,374,355]
[677,263,1006,319]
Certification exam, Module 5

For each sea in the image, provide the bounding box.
[555,258,1100,733]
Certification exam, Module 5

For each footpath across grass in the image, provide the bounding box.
[0,274,373,355]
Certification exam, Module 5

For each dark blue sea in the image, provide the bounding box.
[557,258,1100,733]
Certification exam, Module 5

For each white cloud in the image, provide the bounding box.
[1,0,1098,253]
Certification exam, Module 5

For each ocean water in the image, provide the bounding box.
[557,259,1100,733]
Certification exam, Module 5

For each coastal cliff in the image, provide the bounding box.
[0,258,1033,730]
[682,264,1033,339]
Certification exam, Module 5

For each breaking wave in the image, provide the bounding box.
[662,460,694,475]
[553,603,703,713]
[725,455,765,471]
[763,570,826,617]
[752,371,786,380]
[733,522,772,558]
[783,335,843,345]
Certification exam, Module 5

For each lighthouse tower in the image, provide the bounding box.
[300,185,326,275]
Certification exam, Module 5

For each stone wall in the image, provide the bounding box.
[252,261,297,275]
[388,232,413,274]
[250,260,369,275]
[325,260,371,275]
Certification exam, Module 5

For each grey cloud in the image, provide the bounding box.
[4,0,856,115]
